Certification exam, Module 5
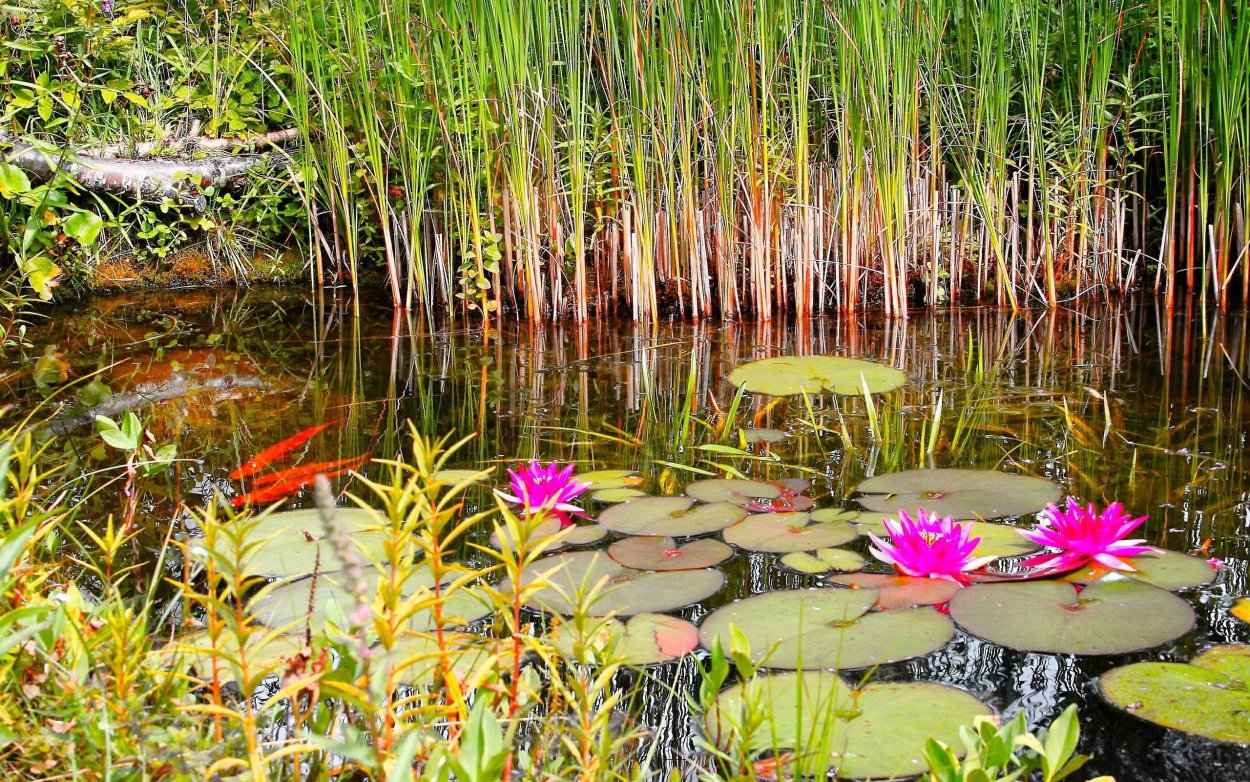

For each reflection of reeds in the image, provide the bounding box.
[282,0,1248,321]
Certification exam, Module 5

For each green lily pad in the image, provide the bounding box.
[706,671,992,779]
[376,633,512,689]
[1100,645,1250,743]
[854,468,1061,520]
[576,470,642,490]
[1066,550,1216,591]
[685,479,780,505]
[828,573,962,610]
[843,513,1040,560]
[252,570,491,634]
[740,427,788,444]
[727,356,907,397]
[433,468,492,485]
[198,508,390,580]
[810,508,861,523]
[949,579,1195,655]
[163,631,308,683]
[597,497,746,537]
[489,519,607,552]
[591,488,648,503]
[698,589,954,669]
[608,536,733,571]
[549,613,699,666]
[722,512,857,553]
[779,548,865,574]
[506,551,725,616]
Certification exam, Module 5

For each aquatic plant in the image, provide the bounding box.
[1018,500,1156,573]
[868,509,996,581]
[495,461,591,527]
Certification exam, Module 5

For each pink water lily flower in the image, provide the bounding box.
[868,509,996,582]
[1018,499,1156,573]
[495,461,591,528]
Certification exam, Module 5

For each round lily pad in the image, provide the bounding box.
[828,573,962,610]
[163,631,308,683]
[854,468,1061,520]
[203,508,389,579]
[1100,645,1250,743]
[591,488,648,503]
[779,548,865,574]
[608,536,733,571]
[727,356,907,397]
[845,514,1040,561]
[507,551,724,616]
[722,512,857,553]
[549,613,699,666]
[1066,550,1216,591]
[489,519,607,552]
[686,479,780,505]
[699,589,954,669]
[949,579,1194,655]
[576,470,642,490]
[376,633,511,689]
[597,497,746,537]
[706,671,992,779]
[740,427,788,444]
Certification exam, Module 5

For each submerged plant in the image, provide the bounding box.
[495,461,590,527]
[1018,500,1156,573]
[868,509,995,582]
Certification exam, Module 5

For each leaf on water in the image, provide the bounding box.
[727,356,907,397]
[608,536,733,571]
[779,548,865,575]
[722,512,857,553]
[853,468,1061,520]
[597,496,746,536]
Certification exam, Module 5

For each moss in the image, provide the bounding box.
[83,247,306,292]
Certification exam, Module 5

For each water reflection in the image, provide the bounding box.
[9,291,1250,779]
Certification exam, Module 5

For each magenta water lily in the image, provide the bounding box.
[868,509,996,582]
[496,461,591,527]
[1018,500,1156,573]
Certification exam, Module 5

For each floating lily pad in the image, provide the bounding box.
[163,631,308,683]
[844,514,1040,561]
[740,427,788,444]
[576,470,642,490]
[252,570,491,634]
[1100,645,1250,743]
[549,613,699,666]
[699,589,954,669]
[686,479,780,505]
[949,579,1194,655]
[507,551,724,616]
[780,548,865,574]
[722,512,857,553]
[377,633,511,689]
[608,536,733,571]
[210,508,389,579]
[810,508,861,524]
[592,488,648,503]
[433,468,492,485]
[1066,550,1216,591]
[854,468,1061,520]
[489,519,607,552]
[706,671,991,779]
[829,573,963,610]
[747,494,816,513]
[727,356,907,397]
[597,497,746,537]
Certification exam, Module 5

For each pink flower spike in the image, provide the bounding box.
[1017,499,1157,574]
[867,509,995,583]
[494,461,591,528]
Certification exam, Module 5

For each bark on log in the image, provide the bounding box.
[0,129,298,208]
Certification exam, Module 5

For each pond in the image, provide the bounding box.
[11,289,1250,780]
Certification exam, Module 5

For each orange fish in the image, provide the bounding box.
[230,422,336,480]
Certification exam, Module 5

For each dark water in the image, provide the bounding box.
[10,289,1250,780]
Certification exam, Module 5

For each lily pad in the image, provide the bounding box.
[698,589,954,669]
[829,573,963,610]
[376,633,511,689]
[549,613,699,666]
[740,427,788,444]
[727,356,907,397]
[163,631,308,684]
[685,479,780,505]
[576,470,642,490]
[810,508,861,523]
[1232,598,1250,624]
[722,512,857,553]
[608,536,733,571]
[779,548,865,575]
[214,513,389,580]
[506,551,724,616]
[706,671,992,779]
[597,497,746,537]
[844,513,1040,560]
[854,468,1061,520]
[592,488,648,503]
[252,570,491,634]
[489,519,607,552]
[1066,549,1216,591]
[949,579,1194,655]
[433,468,492,485]
[1100,645,1250,743]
